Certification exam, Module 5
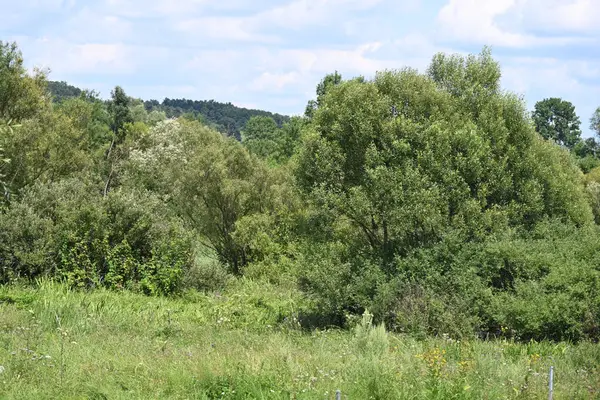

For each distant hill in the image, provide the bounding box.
[47,81,83,102]
[46,81,290,139]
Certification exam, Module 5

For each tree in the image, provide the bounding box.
[108,86,133,144]
[2,109,91,198]
[47,81,82,102]
[532,97,582,149]
[296,47,592,302]
[126,119,291,274]
[0,41,48,122]
[305,71,343,118]
[104,86,134,196]
[129,101,148,124]
[241,116,280,159]
[278,116,306,160]
[0,42,89,200]
[147,110,167,126]
[590,107,600,137]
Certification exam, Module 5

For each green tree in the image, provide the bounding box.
[532,97,582,149]
[147,109,167,126]
[104,86,134,196]
[108,86,133,144]
[0,41,48,122]
[0,120,14,199]
[241,116,280,159]
[305,71,343,118]
[278,116,306,160]
[2,108,91,197]
[590,106,600,137]
[0,43,89,199]
[129,101,148,124]
[126,119,292,274]
[295,48,593,325]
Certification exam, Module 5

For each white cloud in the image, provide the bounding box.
[13,37,138,75]
[175,17,280,43]
[64,8,133,42]
[250,71,301,91]
[511,0,600,34]
[254,0,386,29]
[175,0,395,43]
[436,0,591,47]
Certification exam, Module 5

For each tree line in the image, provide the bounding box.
[3,41,600,342]
[47,80,290,140]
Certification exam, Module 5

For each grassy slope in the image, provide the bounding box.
[0,280,599,399]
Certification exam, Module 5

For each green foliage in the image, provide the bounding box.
[353,310,389,357]
[305,71,343,118]
[590,106,600,137]
[0,120,16,199]
[293,47,596,340]
[46,81,82,102]
[0,176,193,294]
[241,115,307,163]
[533,97,582,149]
[108,86,133,143]
[158,98,289,139]
[2,106,92,198]
[0,41,48,122]
[242,116,280,159]
[126,119,298,275]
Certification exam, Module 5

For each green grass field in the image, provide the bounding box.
[1,280,599,399]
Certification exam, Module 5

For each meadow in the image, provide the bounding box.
[1,280,598,400]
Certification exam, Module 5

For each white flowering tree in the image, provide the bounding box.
[126,118,291,274]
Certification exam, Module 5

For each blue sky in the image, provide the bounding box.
[2,0,599,136]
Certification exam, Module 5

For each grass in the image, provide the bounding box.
[0,280,599,399]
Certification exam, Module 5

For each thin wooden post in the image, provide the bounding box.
[336,389,341,400]
[548,366,554,400]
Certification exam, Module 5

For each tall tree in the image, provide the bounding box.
[0,42,87,200]
[532,98,582,149]
[0,41,48,122]
[104,86,133,197]
[305,71,343,118]
[590,106,600,137]
[297,48,593,267]
[108,86,133,144]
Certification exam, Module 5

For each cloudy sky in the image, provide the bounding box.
[2,0,599,136]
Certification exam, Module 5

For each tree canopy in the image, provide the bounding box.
[533,97,582,149]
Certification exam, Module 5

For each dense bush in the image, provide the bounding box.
[0,176,193,294]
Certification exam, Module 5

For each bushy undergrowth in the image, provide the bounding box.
[294,220,600,342]
[0,282,598,399]
[0,176,194,295]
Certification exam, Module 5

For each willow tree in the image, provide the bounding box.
[296,47,592,271]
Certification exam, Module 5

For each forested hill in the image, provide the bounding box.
[47,80,83,102]
[47,80,290,139]
[155,98,289,140]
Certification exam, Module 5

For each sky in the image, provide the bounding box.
[2,0,600,136]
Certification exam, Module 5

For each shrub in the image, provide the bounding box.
[0,176,193,295]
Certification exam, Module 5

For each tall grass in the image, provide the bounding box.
[0,280,598,399]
